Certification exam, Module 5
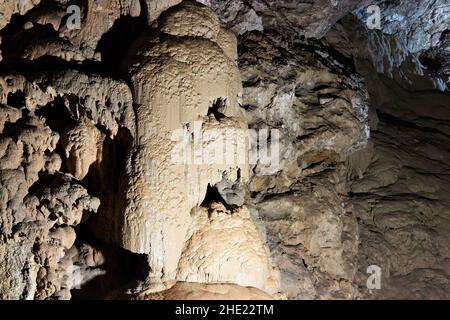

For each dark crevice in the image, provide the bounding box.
[96,15,146,76]
[72,126,136,299]
[71,223,149,300]
[0,1,145,78]
[7,90,25,109]
[35,96,76,130]
[0,13,28,67]
[201,184,238,212]
[35,96,78,174]
[1,115,35,141]
[207,98,227,121]
[260,189,297,202]
[28,173,60,196]
[1,17,61,69]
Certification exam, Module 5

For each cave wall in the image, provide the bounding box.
[0,0,449,300]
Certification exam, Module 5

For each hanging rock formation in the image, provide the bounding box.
[0,70,134,299]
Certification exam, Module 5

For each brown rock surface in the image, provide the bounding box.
[0,0,449,301]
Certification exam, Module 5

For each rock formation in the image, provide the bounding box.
[118,2,268,292]
[0,0,449,300]
[0,70,133,299]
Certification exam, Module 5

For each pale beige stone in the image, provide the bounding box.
[132,282,276,300]
[120,2,253,289]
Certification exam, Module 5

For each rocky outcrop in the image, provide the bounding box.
[1,0,449,301]
[204,0,363,38]
[176,203,279,294]
[4,0,141,63]
[346,71,450,299]
[354,0,449,77]
[321,1,450,298]
[326,0,450,92]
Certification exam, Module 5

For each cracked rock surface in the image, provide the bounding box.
[0,0,449,300]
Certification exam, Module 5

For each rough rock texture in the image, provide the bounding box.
[237,32,368,299]
[204,0,365,38]
[0,69,134,299]
[3,0,141,63]
[146,0,183,23]
[60,118,104,181]
[354,0,449,78]
[118,2,277,294]
[347,71,450,299]
[0,0,41,30]
[1,0,450,300]
[129,282,274,300]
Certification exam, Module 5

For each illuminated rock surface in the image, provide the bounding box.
[0,0,449,300]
